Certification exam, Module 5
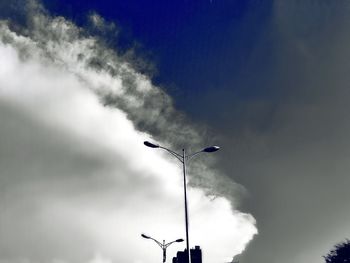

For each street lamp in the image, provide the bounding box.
[141,233,184,263]
[144,141,220,263]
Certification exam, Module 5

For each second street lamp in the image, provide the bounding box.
[144,141,220,263]
[141,233,184,263]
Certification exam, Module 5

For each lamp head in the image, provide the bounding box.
[203,146,220,153]
[176,239,184,243]
[141,234,151,239]
[144,141,160,148]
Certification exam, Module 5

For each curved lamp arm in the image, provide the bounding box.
[165,238,184,248]
[141,234,162,248]
[186,146,220,162]
[159,146,183,163]
[144,141,220,163]
[144,141,183,163]
[150,237,163,248]
[186,150,204,162]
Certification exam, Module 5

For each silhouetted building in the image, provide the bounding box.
[172,246,202,263]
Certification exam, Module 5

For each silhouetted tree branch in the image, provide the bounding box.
[324,239,350,263]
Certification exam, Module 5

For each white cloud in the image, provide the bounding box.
[0,7,257,263]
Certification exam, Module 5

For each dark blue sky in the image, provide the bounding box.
[43,0,272,117]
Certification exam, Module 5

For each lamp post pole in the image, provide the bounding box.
[141,234,184,263]
[182,149,190,262]
[144,141,220,263]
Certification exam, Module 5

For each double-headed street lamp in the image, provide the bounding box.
[144,141,220,263]
[141,233,184,263]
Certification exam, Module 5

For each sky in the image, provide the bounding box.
[0,1,350,263]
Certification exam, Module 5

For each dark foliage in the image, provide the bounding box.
[324,240,350,263]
